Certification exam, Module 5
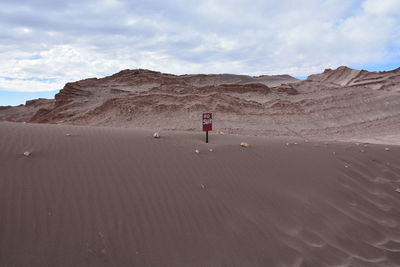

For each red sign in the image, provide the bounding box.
[202,113,212,131]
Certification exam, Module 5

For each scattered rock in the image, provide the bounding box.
[153,132,160,138]
[385,147,390,151]
[240,142,249,147]
[195,149,200,153]
[23,151,31,157]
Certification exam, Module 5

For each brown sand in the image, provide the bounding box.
[1,121,400,266]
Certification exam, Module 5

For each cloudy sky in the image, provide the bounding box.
[1,0,399,105]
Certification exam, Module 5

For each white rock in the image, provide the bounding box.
[200,184,206,189]
[293,142,298,145]
[65,133,71,136]
[286,143,290,146]
[209,148,213,152]
[385,147,390,151]
[23,151,31,157]
[240,142,249,148]
[153,132,160,138]
[195,149,200,153]
[332,151,336,155]
[396,188,400,193]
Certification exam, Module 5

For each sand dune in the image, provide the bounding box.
[1,121,400,266]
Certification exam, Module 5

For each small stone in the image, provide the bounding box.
[360,150,364,153]
[209,148,213,152]
[153,132,160,138]
[200,184,206,190]
[293,142,298,145]
[65,133,71,136]
[240,142,249,147]
[332,151,336,155]
[195,149,200,153]
[286,143,290,146]
[385,147,390,151]
[396,188,400,193]
[23,151,31,157]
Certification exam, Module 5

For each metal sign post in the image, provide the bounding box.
[202,113,212,143]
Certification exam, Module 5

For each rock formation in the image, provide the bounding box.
[1,66,399,143]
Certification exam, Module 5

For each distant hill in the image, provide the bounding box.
[1,67,400,143]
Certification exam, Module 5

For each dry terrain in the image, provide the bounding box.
[0,122,399,267]
[1,66,400,267]
[1,66,399,144]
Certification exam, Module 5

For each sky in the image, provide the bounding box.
[0,0,399,105]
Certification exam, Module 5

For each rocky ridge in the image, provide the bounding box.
[1,67,399,143]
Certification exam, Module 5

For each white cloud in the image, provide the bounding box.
[363,0,400,15]
[0,0,399,92]
[0,78,64,92]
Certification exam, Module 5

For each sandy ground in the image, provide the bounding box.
[1,121,400,267]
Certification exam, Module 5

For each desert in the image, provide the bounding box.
[1,66,400,266]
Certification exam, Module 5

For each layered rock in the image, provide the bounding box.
[1,67,400,143]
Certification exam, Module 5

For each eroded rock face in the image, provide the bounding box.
[1,67,400,142]
[306,66,400,91]
[55,82,94,107]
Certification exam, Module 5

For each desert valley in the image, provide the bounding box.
[1,66,400,266]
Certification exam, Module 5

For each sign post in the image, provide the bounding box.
[202,113,212,143]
